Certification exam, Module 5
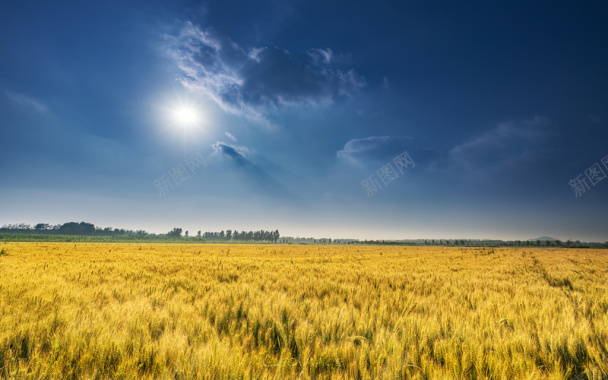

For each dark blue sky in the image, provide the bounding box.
[1,0,607,240]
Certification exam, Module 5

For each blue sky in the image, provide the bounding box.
[1,0,607,241]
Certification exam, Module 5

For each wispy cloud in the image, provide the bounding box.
[224,131,237,142]
[382,77,390,90]
[307,48,334,65]
[448,116,551,171]
[4,90,48,113]
[337,136,413,166]
[167,22,366,127]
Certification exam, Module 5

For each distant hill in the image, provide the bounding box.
[529,236,558,241]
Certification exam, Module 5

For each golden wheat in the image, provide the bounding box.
[0,243,607,379]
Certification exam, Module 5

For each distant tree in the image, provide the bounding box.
[35,223,49,231]
[59,222,95,235]
[168,228,182,238]
[226,230,232,241]
[185,231,189,238]
[197,231,201,238]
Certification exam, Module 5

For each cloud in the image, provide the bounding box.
[211,141,297,199]
[448,116,551,171]
[212,141,250,163]
[167,22,366,126]
[307,48,334,65]
[382,77,390,90]
[4,90,48,113]
[224,131,237,142]
[337,136,414,166]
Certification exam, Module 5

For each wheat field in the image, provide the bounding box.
[0,243,607,379]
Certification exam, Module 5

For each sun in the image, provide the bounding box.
[173,106,199,126]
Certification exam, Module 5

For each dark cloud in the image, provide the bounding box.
[169,23,366,126]
[240,46,364,106]
[212,142,297,200]
[213,142,247,163]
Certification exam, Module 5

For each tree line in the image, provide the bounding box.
[168,228,280,243]
[279,237,608,248]
[0,222,147,236]
[2,223,606,247]
[1,223,280,243]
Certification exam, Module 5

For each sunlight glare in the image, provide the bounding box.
[174,106,199,126]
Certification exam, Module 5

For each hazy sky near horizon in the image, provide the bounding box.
[1,1,608,241]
